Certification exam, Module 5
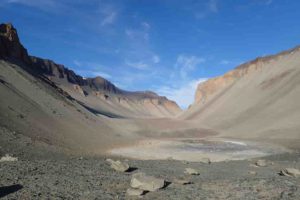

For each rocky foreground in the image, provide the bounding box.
[0,127,300,199]
[0,152,300,200]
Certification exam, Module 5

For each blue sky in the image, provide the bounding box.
[1,0,300,108]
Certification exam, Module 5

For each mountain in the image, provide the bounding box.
[1,22,300,155]
[0,23,183,155]
[0,23,181,119]
[182,46,300,149]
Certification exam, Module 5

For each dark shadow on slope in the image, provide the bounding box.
[0,184,23,198]
[3,58,77,102]
[1,59,124,120]
[77,101,124,119]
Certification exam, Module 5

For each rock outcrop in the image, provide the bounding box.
[0,23,30,64]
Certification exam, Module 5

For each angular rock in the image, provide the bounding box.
[107,159,129,172]
[106,158,114,163]
[130,172,165,192]
[280,168,300,178]
[185,168,200,175]
[200,157,211,164]
[0,154,18,162]
[126,188,145,196]
[255,159,267,167]
[249,171,257,175]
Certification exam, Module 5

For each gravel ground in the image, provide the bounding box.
[0,153,300,200]
[1,127,300,199]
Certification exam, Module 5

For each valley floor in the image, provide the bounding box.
[108,137,289,162]
[1,128,300,200]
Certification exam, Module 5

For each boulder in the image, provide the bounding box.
[255,159,267,167]
[0,154,18,162]
[185,168,200,175]
[130,172,165,192]
[200,157,211,164]
[126,188,145,196]
[106,158,114,163]
[107,159,129,172]
[249,171,257,175]
[280,168,300,178]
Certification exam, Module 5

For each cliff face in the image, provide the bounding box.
[29,57,181,117]
[194,47,300,106]
[182,45,300,147]
[0,23,181,118]
[0,23,31,64]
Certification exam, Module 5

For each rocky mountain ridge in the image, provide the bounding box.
[0,23,181,117]
[193,45,300,106]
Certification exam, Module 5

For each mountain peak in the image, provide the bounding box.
[93,76,106,83]
[0,23,19,42]
[87,76,120,94]
[0,23,30,63]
